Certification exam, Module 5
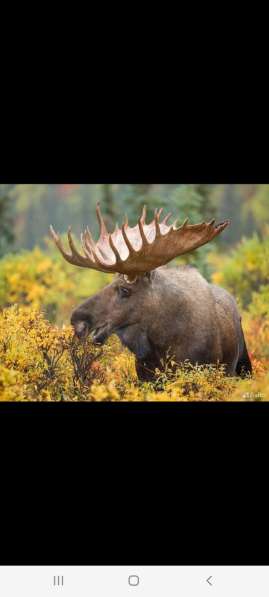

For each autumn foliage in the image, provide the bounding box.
[0,300,268,401]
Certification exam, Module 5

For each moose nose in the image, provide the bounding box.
[72,320,89,339]
[71,307,93,338]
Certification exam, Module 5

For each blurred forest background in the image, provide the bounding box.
[0,184,268,401]
[1,183,268,254]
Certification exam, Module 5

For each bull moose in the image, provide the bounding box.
[50,204,252,381]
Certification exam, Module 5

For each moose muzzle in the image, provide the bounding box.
[72,320,90,339]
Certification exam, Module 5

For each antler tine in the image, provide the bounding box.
[83,230,117,271]
[96,202,108,237]
[141,204,147,224]
[67,226,102,267]
[120,212,137,255]
[154,207,162,237]
[162,212,172,225]
[121,222,135,254]
[50,225,61,248]
[84,226,96,251]
[67,227,88,264]
[50,225,90,267]
[215,220,230,231]
[108,233,121,263]
[84,226,110,265]
[86,235,110,269]
[49,225,69,263]
[138,205,149,245]
[81,231,94,260]
[80,226,109,270]
[138,219,149,245]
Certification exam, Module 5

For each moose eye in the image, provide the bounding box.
[118,286,131,298]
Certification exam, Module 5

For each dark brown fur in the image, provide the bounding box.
[71,265,252,381]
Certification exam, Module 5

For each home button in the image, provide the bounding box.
[128,575,140,587]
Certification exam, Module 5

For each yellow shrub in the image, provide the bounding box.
[0,304,268,402]
[242,311,269,375]
[0,247,113,324]
[0,305,105,401]
[0,365,26,401]
[208,233,269,308]
[228,373,269,402]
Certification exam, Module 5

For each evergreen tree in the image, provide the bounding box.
[0,185,15,257]
[169,185,217,279]
[101,184,116,231]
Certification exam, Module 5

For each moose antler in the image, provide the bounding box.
[50,203,230,278]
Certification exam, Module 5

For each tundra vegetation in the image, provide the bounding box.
[0,184,268,401]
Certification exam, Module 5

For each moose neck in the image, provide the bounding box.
[116,267,191,380]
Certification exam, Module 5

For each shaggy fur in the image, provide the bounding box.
[71,265,252,381]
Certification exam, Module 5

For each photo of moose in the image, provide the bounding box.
[0,184,268,401]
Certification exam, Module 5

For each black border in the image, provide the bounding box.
[1,111,268,183]
[1,402,268,565]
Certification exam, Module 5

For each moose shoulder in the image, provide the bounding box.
[50,204,252,381]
